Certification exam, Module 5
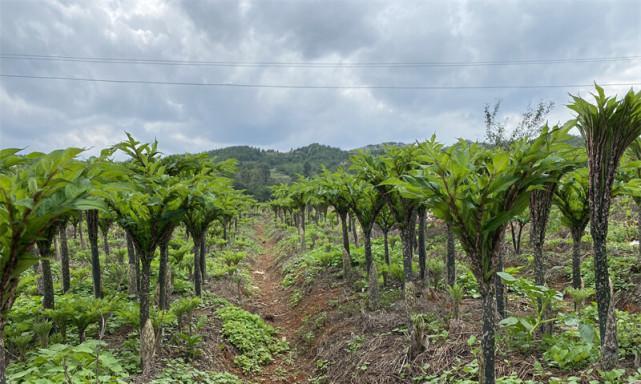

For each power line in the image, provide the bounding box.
[2,73,640,90]
[2,53,641,68]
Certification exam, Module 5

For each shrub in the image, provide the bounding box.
[151,359,242,384]
[6,340,127,383]
[216,303,288,373]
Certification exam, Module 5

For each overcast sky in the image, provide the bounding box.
[1,0,640,155]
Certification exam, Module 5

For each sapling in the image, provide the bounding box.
[447,284,464,320]
[32,319,53,347]
[566,287,595,312]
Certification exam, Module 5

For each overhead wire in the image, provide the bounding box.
[1,73,640,90]
[1,53,641,68]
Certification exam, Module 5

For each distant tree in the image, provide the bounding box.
[553,168,590,289]
[360,145,424,289]
[375,205,396,286]
[484,100,554,149]
[303,161,312,177]
[318,169,354,280]
[508,212,529,255]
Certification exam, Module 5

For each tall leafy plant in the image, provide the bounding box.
[0,148,99,381]
[96,134,188,373]
[553,168,590,289]
[568,85,641,368]
[398,127,571,383]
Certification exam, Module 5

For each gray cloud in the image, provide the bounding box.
[1,0,640,155]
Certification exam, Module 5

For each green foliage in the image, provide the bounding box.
[215,303,289,373]
[615,310,641,360]
[281,238,342,288]
[0,147,101,323]
[426,258,445,289]
[6,340,127,383]
[346,334,365,353]
[208,143,349,201]
[553,167,590,236]
[152,359,242,384]
[45,294,117,343]
[542,330,597,369]
[174,332,204,361]
[498,272,562,348]
[32,319,53,347]
[565,287,595,312]
[447,284,464,319]
[171,296,201,332]
[580,252,638,292]
[399,127,574,295]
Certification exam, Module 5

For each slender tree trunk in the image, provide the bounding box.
[78,216,85,249]
[479,282,496,384]
[495,244,506,319]
[401,224,414,288]
[383,230,390,286]
[158,237,170,310]
[530,186,556,334]
[351,215,359,247]
[593,226,618,367]
[200,235,206,282]
[510,221,522,256]
[339,211,352,280]
[33,262,43,295]
[35,233,56,310]
[102,228,110,259]
[363,229,379,309]
[571,228,583,289]
[126,232,138,296]
[193,237,202,297]
[138,256,154,373]
[588,156,619,368]
[59,224,70,294]
[222,219,228,243]
[86,210,102,299]
[300,207,306,250]
[53,235,60,260]
[139,256,152,328]
[40,259,55,310]
[417,207,427,285]
[446,223,456,286]
[530,186,555,287]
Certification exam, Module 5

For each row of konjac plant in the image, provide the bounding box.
[268,86,641,383]
[0,134,254,382]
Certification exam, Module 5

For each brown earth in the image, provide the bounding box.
[244,222,338,383]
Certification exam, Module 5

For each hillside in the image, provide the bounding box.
[207,143,350,201]
[206,142,408,201]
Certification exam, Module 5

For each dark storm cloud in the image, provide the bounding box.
[1,0,639,154]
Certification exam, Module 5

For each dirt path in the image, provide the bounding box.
[247,222,313,383]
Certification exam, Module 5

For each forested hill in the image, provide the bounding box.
[206,143,349,201]
[207,142,406,201]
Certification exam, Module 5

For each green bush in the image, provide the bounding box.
[6,340,127,383]
[151,359,242,384]
[216,303,288,373]
[542,331,597,369]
